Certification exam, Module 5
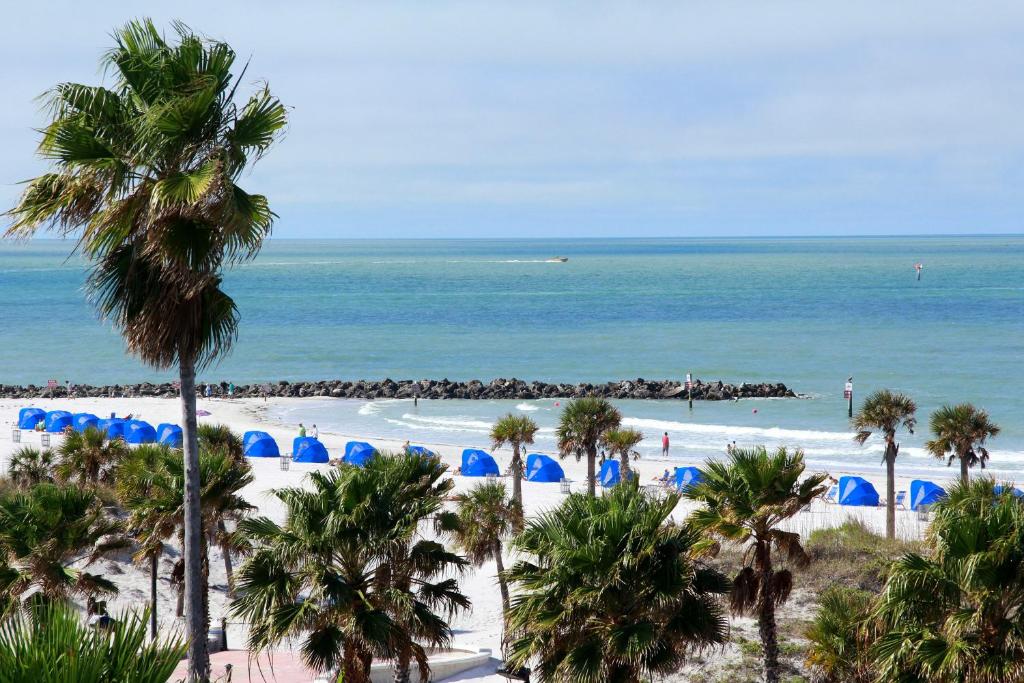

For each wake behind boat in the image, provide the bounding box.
[546,256,568,262]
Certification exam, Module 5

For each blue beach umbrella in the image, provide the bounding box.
[343,441,376,466]
[156,423,183,448]
[909,479,946,511]
[72,413,100,432]
[293,437,329,463]
[461,448,499,477]
[838,476,879,507]
[245,433,280,457]
[526,454,564,482]
[124,420,157,444]
[674,466,703,491]
[599,460,621,488]
[18,408,45,429]
[44,410,73,433]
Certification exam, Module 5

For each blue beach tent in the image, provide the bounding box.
[526,454,564,483]
[461,448,499,477]
[18,408,45,429]
[293,437,329,463]
[407,445,436,458]
[343,441,376,466]
[45,410,73,433]
[156,423,183,448]
[124,420,157,444]
[909,479,946,511]
[599,460,621,488]
[72,413,100,433]
[245,433,280,457]
[838,476,879,507]
[675,466,703,491]
[98,418,126,440]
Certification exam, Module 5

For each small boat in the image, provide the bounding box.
[546,256,568,263]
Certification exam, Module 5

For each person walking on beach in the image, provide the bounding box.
[311,424,319,439]
[298,423,306,438]
[204,384,212,398]
[662,432,670,457]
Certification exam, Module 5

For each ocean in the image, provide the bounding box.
[2,236,1023,478]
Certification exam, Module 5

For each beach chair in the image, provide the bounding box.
[895,490,907,510]
[823,485,838,504]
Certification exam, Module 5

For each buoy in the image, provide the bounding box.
[554,402,560,407]
[752,408,758,414]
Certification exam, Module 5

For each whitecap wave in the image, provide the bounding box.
[621,417,853,442]
[516,402,540,412]
[398,413,494,431]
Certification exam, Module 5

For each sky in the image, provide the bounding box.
[1,1,1023,238]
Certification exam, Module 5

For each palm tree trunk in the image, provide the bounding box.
[757,545,780,683]
[885,439,897,541]
[393,644,412,683]
[150,552,158,641]
[620,453,629,481]
[511,445,523,509]
[587,445,597,496]
[494,539,510,616]
[960,454,970,484]
[218,520,234,597]
[180,357,209,681]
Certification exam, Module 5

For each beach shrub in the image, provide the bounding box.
[197,423,244,461]
[55,426,129,486]
[804,585,876,683]
[7,446,54,488]
[804,519,917,592]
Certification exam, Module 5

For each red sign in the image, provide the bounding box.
[685,373,693,390]
[47,379,58,388]
[844,382,853,399]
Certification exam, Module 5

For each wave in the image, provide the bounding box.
[398,413,494,431]
[621,417,853,443]
[516,402,540,412]
[357,399,404,416]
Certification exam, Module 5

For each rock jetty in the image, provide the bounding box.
[0,378,796,401]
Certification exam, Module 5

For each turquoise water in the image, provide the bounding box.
[2,237,1023,476]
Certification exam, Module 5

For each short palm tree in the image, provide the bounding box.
[555,397,622,496]
[197,423,244,461]
[925,403,1000,484]
[452,481,523,620]
[7,446,54,488]
[686,446,828,683]
[6,19,287,678]
[601,427,644,480]
[506,481,729,682]
[490,413,539,513]
[0,602,185,683]
[55,426,129,486]
[874,478,1024,682]
[851,389,917,540]
[0,484,126,611]
[804,586,876,683]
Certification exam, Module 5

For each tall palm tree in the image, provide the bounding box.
[0,602,185,683]
[851,389,917,540]
[7,446,54,488]
[925,403,1000,484]
[490,413,538,513]
[0,484,126,611]
[55,426,129,486]
[505,481,729,681]
[601,427,644,480]
[874,478,1024,682]
[452,481,523,621]
[686,446,828,683]
[231,469,399,683]
[5,19,286,678]
[555,397,622,496]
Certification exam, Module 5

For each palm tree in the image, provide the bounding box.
[55,426,129,486]
[685,446,828,683]
[197,423,244,461]
[851,389,917,540]
[555,397,622,496]
[925,403,1000,484]
[452,481,523,620]
[874,478,1024,682]
[505,481,729,682]
[804,586,876,683]
[601,427,644,480]
[0,602,185,683]
[490,413,538,513]
[0,484,126,611]
[7,446,54,488]
[5,19,286,678]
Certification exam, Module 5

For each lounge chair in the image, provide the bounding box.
[823,485,838,504]
[894,490,907,510]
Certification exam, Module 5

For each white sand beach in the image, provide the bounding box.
[0,396,948,681]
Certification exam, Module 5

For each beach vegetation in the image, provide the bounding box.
[505,481,729,682]
[851,390,917,540]
[925,403,1000,484]
[490,413,538,515]
[803,585,876,683]
[5,17,287,677]
[555,397,622,496]
[197,423,245,461]
[686,446,828,683]
[55,426,129,486]
[7,446,54,488]
[601,427,644,481]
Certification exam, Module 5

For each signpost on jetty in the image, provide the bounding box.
[845,377,854,418]
[686,372,693,411]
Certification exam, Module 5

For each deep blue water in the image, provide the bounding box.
[2,237,1023,475]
